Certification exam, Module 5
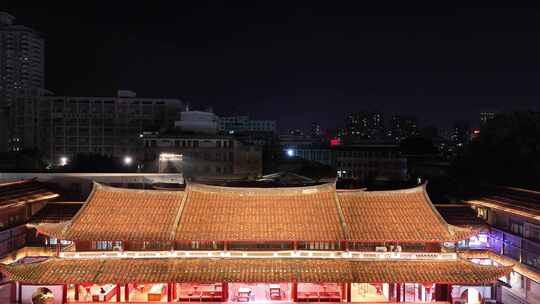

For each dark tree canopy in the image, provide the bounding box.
[453,111,540,190]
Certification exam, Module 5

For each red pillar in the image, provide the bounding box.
[447,284,453,302]
[62,284,68,304]
[18,283,22,304]
[124,284,130,302]
[172,283,177,300]
[167,283,173,302]
[346,283,352,302]
[74,284,79,301]
[10,282,16,303]
[292,282,298,302]
[396,283,401,302]
[116,284,121,302]
[222,282,229,301]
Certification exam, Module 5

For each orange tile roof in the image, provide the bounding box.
[338,185,473,242]
[1,257,510,285]
[175,183,344,241]
[0,179,59,209]
[36,182,473,243]
[61,183,185,241]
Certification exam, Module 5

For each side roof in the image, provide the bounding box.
[338,184,474,242]
[1,257,511,285]
[0,179,59,209]
[54,183,185,241]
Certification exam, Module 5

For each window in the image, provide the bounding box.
[476,207,488,221]
[94,241,122,251]
[525,224,540,242]
[510,220,524,236]
[494,213,508,230]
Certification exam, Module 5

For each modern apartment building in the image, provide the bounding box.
[14,91,182,164]
[0,12,45,108]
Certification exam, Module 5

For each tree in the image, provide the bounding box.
[452,111,540,190]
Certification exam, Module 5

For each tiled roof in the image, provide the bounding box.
[0,179,59,209]
[1,257,510,285]
[175,183,344,241]
[36,182,473,243]
[459,250,540,284]
[62,183,185,241]
[339,185,473,242]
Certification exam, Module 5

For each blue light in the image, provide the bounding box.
[286,149,294,157]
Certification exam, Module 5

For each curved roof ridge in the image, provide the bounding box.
[93,181,185,195]
[337,183,425,196]
[418,182,474,241]
[188,182,336,195]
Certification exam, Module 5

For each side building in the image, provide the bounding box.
[464,186,540,304]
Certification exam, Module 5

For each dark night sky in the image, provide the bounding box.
[4,2,540,133]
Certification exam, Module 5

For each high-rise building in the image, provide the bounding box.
[310,122,322,138]
[346,112,384,140]
[389,115,419,142]
[0,12,45,107]
[480,111,496,125]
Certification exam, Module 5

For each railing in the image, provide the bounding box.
[60,250,457,260]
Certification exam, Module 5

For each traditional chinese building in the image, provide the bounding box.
[1,182,510,303]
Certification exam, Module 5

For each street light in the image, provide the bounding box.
[286,149,294,157]
[59,156,68,166]
[123,156,133,165]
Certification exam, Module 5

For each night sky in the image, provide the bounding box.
[5,2,540,132]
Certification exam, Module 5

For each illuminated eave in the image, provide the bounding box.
[59,250,458,261]
[467,199,540,222]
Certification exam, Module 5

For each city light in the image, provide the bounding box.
[59,156,68,166]
[286,149,294,157]
[123,156,133,165]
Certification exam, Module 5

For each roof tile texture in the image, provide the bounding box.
[339,188,457,242]
[3,257,510,285]
[176,184,343,241]
[66,185,184,241]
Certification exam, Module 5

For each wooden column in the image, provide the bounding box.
[292,282,298,302]
[116,284,121,302]
[222,282,229,301]
[18,283,22,304]
[223,241,228,251]
[346,283,352,302]
[74,284,79,301]
[447,284,453,302]
[396,283,401,302]
[167,283,173,302]
[62,284,68,304]
[293,241,298,251]
[10,282,17,304]
[172,283,177,300]
[124,284,130,302]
